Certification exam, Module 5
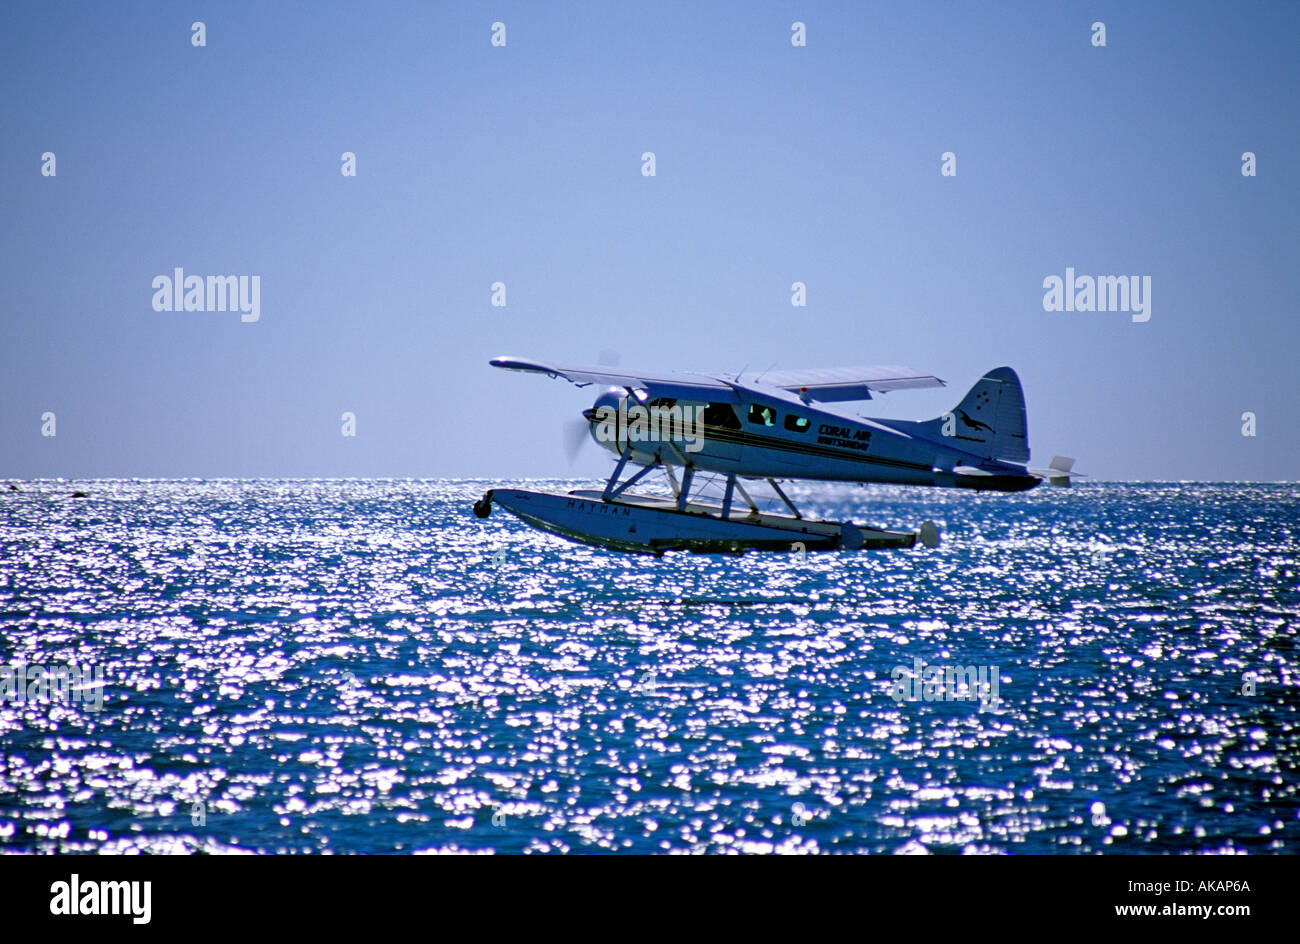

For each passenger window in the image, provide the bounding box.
[703,402,741,430]
[747,404,776,426]
[784,414,810,432]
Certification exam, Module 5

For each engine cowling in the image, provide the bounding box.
[584,387,627,454]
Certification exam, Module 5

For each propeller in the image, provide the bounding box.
[563,417,592,464]
[559,348,622,464]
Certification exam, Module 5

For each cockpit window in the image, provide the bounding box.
[784,413,810,432]
[747,404,776,426]
[703,402,741,430]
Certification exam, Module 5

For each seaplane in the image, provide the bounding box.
[473,357,1080,555]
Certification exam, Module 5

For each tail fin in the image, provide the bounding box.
[932,366,1030,463]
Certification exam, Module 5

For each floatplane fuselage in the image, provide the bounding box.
[475,357,1079,554]
[580,374,1040,493]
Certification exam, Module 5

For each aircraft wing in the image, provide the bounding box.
[491,357,943,404]
[733,366,946,402]
[489,356,741,403]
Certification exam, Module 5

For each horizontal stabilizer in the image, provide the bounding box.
[1028,455,1086,488]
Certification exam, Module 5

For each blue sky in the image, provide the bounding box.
[2,1,1296,479]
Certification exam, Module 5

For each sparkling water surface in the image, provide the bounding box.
[1,479,1296,854]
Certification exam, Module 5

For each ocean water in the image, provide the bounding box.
[0,479,1296,855]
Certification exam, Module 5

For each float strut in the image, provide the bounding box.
[608,462,655,500]
[721,474,736,519]
[676,467,695,512]
[732,478,759,516]
[767,478,802,519]
[603,448,633,501]
[662,461,681,499]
